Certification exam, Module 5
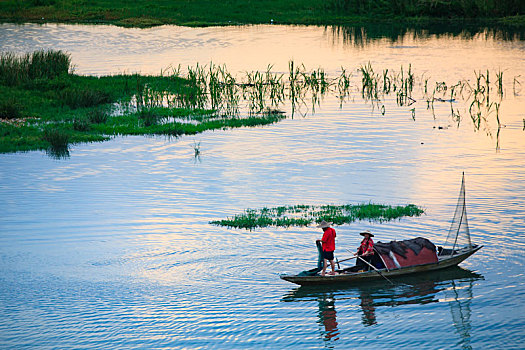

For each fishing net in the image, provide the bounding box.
[297,240,324,276]
[441,173,472,255]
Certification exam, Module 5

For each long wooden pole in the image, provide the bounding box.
[345,248,394,285]
[356,255,394,285]
[337,256,357,263]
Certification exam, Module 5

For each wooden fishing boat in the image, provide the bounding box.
[280,174,483,286]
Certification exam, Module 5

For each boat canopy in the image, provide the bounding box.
[374,237,438,269]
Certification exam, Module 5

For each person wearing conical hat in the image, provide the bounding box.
[316,220,337,276]
[354,230,375,271]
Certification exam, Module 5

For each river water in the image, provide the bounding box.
[0,24,524,349]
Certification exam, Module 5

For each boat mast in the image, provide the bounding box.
[444,172,472,257]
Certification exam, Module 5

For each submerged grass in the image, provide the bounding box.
[356,62,512,145]
[210,203,424,229]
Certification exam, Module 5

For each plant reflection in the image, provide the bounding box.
[101,55,523,159]
[46,145,70,160]
[282,267,483,346]
[326,25,525,48]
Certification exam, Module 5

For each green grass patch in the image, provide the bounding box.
[0,0,524,28]
[0,50,290,154]
[0,96,22,119]
[42,127,70,148]
[210,203,425,229]
[0,50,71,86]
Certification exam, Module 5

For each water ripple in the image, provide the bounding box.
[1,24,525,349]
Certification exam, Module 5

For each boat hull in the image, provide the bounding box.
[280,245,482,286]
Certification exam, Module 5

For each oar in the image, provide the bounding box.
[337,256,357,264]
[346,249,394,285]
[335,256,358,271]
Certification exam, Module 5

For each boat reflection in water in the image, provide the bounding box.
[282,267,483,346]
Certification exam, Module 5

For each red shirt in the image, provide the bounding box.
[358,237,374,255]
[321,227,336,252]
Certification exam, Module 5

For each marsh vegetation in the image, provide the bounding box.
[0,50,288,154]
[0,50,519,154]
[356,61,510,141]
[210,203,424,229]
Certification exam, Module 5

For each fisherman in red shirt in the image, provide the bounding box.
[354,230,374,270]
[316,220,337,276]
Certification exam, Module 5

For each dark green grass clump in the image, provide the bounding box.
[210,203,424,229]
[42,127,69,148]
[0,50,71,86]
[0,97,22,119]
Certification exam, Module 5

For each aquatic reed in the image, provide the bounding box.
[73,117,90,131]
[192,140,201,158]
[496,70,504,97]
[0,50,516,154]
[42,128,70,150]
[0,50,71,86]
[88,109,108,124]
[513,76,521,96]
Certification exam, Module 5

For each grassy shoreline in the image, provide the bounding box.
[0,0,524,29]
[0,50,287,156]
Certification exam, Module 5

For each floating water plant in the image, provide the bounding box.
[210,203,424,229]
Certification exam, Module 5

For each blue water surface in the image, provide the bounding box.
[1,24,524,349]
